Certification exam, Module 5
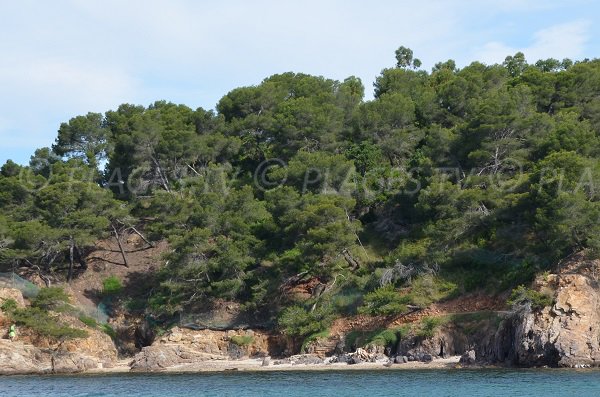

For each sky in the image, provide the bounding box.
[1,0,599,165]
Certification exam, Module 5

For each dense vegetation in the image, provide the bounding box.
[2,48,600,340]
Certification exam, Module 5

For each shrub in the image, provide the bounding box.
[278,305,334,338]
[32,287,70,311]
[508,285,554,311]
[102,276,123,296]
[301,329,330,353]
[345,326,409,350]
[407,275,458,307]
[416,316,445,339]
[358,286,409,316]
[1,298,18,314]
[79,315,98,328]
[11,307,88,339]
[229,335,254,346]
[367,327,409,347]
[100,323,117,339]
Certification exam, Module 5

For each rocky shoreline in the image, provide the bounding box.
[3,262,600,375]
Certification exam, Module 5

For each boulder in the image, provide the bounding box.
[289,354,324,365]
[459,350,476,365]
[51,352,99,374]
[131,344,222,371]
[421,353,433,362]
[0,288,26,310]
[0,340,52,374]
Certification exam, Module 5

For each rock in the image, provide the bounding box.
[421,354,433,362]
[168,331,183,342]
[402,355,409,363]
[261,356,270,366]
[143,327,279,361]
[59,323,118,366]
[0,288,26,311]
[0,340,52,374]
[459,350,476,365]
[288,354,324,365]
[394,355,404,364]
[131,344,220,371]
[51,352,99,374]
[483,273,600,367]
[348,356,363,365]
[227,343,246,359]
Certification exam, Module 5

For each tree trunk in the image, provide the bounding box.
[342,249,360,271]
[67,237,74,283]
[112,224,129,267]
[74,244,87,270]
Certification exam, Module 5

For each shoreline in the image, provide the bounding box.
[88,356,464,374]
[0,356,464,376]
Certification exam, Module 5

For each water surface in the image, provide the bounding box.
[1,369,599,397]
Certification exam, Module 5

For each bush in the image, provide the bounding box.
[229,335,254,346]
[1,298,18,314]
[508,285,554,311]
[32,287,70,311]
[345,326,409,350]
[11,307,88,339]
[407,275,458,307]
[300,329,331,352]
[416,316,445,339]
[368,327,409,346]
[100,323,117,339]
[79,315,98,328]
[102,276,123,296]
[358,286,410,316]
[278,305,334,338]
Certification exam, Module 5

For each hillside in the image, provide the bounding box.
[2,48,600,370]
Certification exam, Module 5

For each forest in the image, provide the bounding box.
[2,47,600,339]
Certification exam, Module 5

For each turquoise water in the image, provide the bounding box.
[1,369,599,396]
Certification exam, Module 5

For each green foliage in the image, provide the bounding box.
[278,305,334,338]
[508,285,554,311]
[79,315,98,328]
[10,307,88,340]
[345,326,409,350]
[407,276,458,307]
[301,329,330,352]
[32,287,70,311]
[100,323,117,339]
[358,286,409,316]
[102,276,123,296]
[0,287,87,340]
[416,316,446,339]
[4,50,600,331]
[229,335,254,346]
[0,298,18,314]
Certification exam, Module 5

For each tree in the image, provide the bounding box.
[395,46,421,69]
[503,52,528,77]
[53,113,108,169]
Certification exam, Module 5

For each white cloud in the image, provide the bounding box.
[475,20,590,64]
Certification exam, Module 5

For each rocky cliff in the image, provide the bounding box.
[0,288,118,375]
[3,260,600,373]
[478,272,600,367]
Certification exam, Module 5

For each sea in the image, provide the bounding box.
[1,369,599,396]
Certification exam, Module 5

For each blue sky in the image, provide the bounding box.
[1,0,599,165]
